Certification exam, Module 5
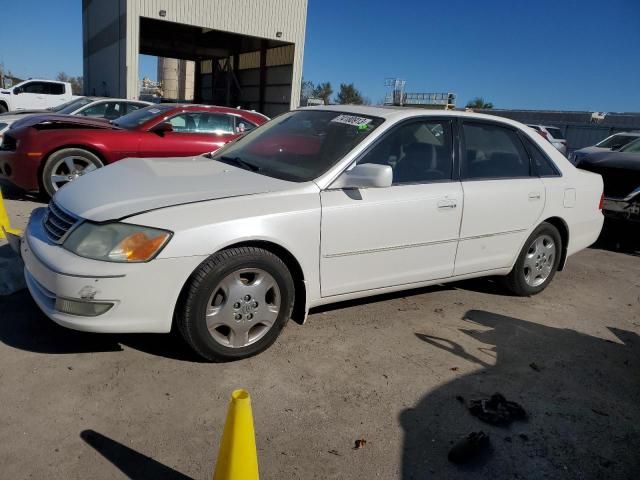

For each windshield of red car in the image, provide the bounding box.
[211,110,384,182]
[113,104,175,129]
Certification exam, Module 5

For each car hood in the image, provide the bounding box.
[54,156,298,222]
[12,114,114,130]
[577,151,640,172]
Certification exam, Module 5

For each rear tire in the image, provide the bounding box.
[41,148,103,198]
[176,247,295,362]
[504,222,562,296]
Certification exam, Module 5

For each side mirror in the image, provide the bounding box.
[150,122,173,135]
[13,87,21,95]
[331,163,393,189]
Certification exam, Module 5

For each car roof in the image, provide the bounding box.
[297,104,528,129]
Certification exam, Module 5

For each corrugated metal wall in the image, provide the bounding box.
[125,0,307,109]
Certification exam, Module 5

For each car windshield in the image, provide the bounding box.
[545,127,564,139]
[596,134,638,149]
[211,110,385,182]
[113,104,175,129]
[619,138,640,153]
[48,97,93,113]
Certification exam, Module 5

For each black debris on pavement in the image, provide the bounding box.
[529,362,541,372]
[468,393,527,426]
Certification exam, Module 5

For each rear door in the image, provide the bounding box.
[454,120,545,276]
[138,112,237,157]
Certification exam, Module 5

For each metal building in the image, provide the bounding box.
[82,0,308,116]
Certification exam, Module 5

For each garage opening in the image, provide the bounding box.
[139,17,295,117]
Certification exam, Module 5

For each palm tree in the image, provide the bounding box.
[465,97,494,109]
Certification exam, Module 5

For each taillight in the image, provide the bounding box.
[598,193,604,210]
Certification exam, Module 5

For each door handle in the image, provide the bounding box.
[437,200,457,209]
[528,192,541,200]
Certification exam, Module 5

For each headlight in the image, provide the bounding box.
[63,222,172,262]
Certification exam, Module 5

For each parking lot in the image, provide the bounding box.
[1,189,639,479]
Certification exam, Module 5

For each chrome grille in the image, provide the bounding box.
[43,201,79,243]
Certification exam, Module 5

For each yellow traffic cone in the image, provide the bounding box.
[213,389,259,480]
[0,188,21,239]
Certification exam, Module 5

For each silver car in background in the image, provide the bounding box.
[527,124,568,156]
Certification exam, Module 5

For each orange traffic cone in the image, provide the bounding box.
[213,389,259,480]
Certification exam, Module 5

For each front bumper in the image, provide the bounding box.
[23,207,207,333]
[603,197,640,223]
[0,150,41,191]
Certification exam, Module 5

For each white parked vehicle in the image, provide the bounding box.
[18,106,604,361]
[0,97,151,140]
[527,124,568,156]
[0,79,75,113]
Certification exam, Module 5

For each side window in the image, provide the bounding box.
[46,83,65,95]
[21,82,45,94]
[522,136,560,177]
[168,113,197,133]
[79,102,122,119]
[196,113,234,134]
[358,119,454,185]
[235,118,257,134]
[462,123,531,180]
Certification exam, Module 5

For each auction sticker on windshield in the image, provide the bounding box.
[331,114,373,127]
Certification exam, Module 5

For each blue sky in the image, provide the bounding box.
[1,0,638,111]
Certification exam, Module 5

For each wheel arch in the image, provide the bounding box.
[37,144,107,192]
[175,239,308,326]
[0,100,8,111]
[542,216,569,271]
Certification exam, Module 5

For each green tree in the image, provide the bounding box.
[465,97,494,109]
[312,82,333,104]
[56,72,84,95]
[336,83,364,105]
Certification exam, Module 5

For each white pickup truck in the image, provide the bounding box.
[0,79,75,113]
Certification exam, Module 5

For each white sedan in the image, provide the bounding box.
[19,106,604,361]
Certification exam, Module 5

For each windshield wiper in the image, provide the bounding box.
[218,155,260,172]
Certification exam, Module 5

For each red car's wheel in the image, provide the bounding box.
[42,148,104,197]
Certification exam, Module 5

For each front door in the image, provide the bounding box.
[320,119,463,297]
[138,111,237,157]
[454,120,545,276]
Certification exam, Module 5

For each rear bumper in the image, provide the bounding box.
[0,150,41,191]
[603,197,640,223]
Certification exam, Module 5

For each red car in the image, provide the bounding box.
[0,104,268,196]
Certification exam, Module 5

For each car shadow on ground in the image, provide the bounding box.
[0,180,43,203]
[80,430,192,480]
[1,277,514,362]
[591,220,640,257]
[0,289,205,362]
[400,309,640,479]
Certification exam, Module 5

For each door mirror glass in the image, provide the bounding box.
[150,122,173,134]
[13,87,21,95]
[332,163,393,189]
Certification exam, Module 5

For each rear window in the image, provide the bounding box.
[545,127,564,140]
[596,134,638,149]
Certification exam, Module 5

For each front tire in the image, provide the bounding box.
[0,104,7,114]
[504,222,562,296]
[177,247,295,362]
[41,148,104,197]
